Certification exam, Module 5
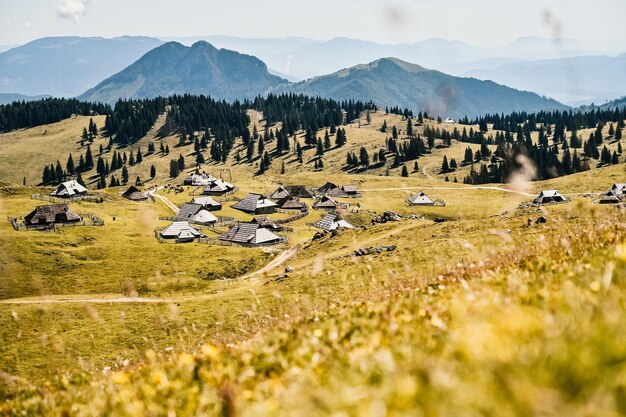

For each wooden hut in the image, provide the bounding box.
[160,221,202,243]
[407,191,435,206]
[202,179,235,196]
[191,196,222,211]
[24,204,81,227]
[175,203,218,225]
[313,213,354,232]
[533,190,568,204]
[232,193,278,215]
[122,186,148,202]
[50,180,87,198]
[313,195,338,211]
[219,222,283,247]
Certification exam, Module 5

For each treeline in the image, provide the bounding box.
[0,98,110,132]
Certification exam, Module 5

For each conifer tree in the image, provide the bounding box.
[441,155,449,173]
[401,165,409,177]
[359,147,370,167]
[66,154,75,175]
[150,165,156,178]
[122,165,129,184]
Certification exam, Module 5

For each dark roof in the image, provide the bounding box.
[175,203,204,220]
[285,185,315,199]
[122,186,148,201]
[313,195,338,209]
[24,204,81,225]
[318,182,338,193]
[341,184,358,193]
[219,222,282,245]
[269,186,290,200]
[232,193,277,213]
[251,216,283,231]
[276,195,307,210]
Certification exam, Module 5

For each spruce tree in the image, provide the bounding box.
[401,165,409,177]
[150,165,156,178]
[122,165,129,184]
[66,154,75,175]
[441,155,449,173]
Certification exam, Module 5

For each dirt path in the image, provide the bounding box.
[149,188,180,214]
[0,296,173,305]
[241,245,300,279]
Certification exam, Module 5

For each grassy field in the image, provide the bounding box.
[1,112,626,414]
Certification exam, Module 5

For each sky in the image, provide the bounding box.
[1,0,626,49]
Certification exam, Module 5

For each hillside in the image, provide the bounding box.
[283,58,567,118]
[0,36,163,97]
[0,93,51,105]
[79,41,288,104]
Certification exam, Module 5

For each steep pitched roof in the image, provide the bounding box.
[407,191,435,205]
[122,186,148,201]
[600,190,621,204]
[219,222,282,245]
[203,179,234,194]
[313,195,338,209]
[314,213,354,231]
[318,182,338,193]
[24,204,81,225]
[50,180,88,197]
[191,196,222,209]
[611,183,626,196]
[276,195,307,210]
[285,185,315,199]
[269,186,290,200]
[232,193,278,213]
[160,221,201,239]
[534,189,567,204]
[251,216,283,231]
[175,203,218,223]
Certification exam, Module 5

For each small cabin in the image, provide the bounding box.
[122,186,148,202]
[533,190,568,205]
[202,179,235,196]
[599,190,621,204]
[50,180,87,198]
[175,203,218,225]
[313,213,354,232]
[190,196,222,211]
[275,195,307,211]
[232,193,278,215]
[160,221,202,243]
[407,191,435,206]
[313,195,338,211]
[341,184,359,197]
[183,173,216,186]
[24,203,81,227]
[219,222,284,247]
[318,182,348,198]
[285,185,315,199]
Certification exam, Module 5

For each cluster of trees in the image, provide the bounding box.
[169,155,186,178]
[0,98,110,132]
[104,98,166,146]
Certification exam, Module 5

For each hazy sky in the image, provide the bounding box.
[2,0,625,48]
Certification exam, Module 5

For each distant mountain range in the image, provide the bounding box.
[79,41,287,103]
[282,58,567,118]
[80,42,566,118]
[464,54,626,106]
[0,93,51,105]
[0,36,163,97]
[1,35,625,107]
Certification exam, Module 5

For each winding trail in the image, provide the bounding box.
[149,188,180,214]
[241,245,301,279]
[0,296,173,305]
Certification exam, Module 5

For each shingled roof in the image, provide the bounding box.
[50,180,87,198]
[534,190,567,204]
[251,216,284,231]
[232,193,278,214]
[24,203,81,225]
[285,185,315,199]
[313,213,354,232]
[191,196,222,210]
[122,186,148,201]
[407,191,435,206]
[160,221,201,240]
[269,186,290,200]
[175,203,218,224]
[219,222,282,245]
[203,179,235,195]
[313,195,338,210]
[276,195,307,210]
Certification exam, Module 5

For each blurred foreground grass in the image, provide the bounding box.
[3,205,626,416]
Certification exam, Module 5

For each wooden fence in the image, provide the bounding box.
[31,193,105,204]
[276,210,309,224]
[8,213,104,231]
